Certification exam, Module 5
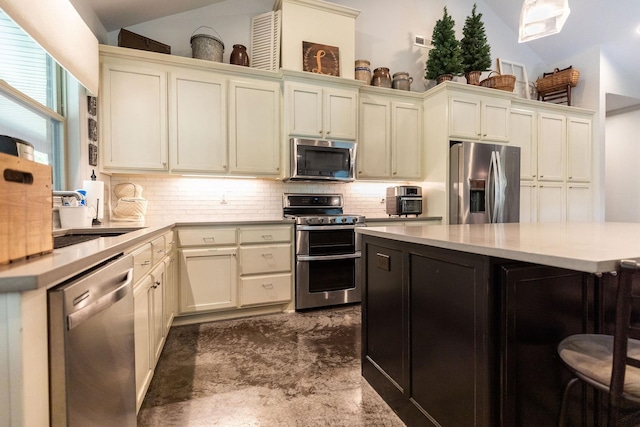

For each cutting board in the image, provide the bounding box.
[0,153,53,264]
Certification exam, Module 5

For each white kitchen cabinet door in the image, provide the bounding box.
[179,247,238,313]
[228,79,281,176]
[449,96,481,140]
[240,273,293,306]
[285,82,357,140]
[150,263,165,364]
[510,108,537,181]
[324,87,358,140]
[391,101,422,180]
[537,184,565,222]
[133,275,153,412]
[537,113,566,182]
[481,98,510,142]
[239,244,292,275]
[163,255,176,331]
[101,63,168,171]
[519,182,537,223]
[567,116,592,182]
[169,72,227,173]
[357,97,391,178]
[567,184,591,222]
[449,95,509,142]
[286,82,323,138]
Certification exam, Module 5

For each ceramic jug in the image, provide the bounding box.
[371,67,392,88]
[392,72,413,91]
[230,44,249,67]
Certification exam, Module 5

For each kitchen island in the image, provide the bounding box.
[357,222,640,427]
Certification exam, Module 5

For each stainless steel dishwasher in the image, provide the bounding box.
[48,254,136,427]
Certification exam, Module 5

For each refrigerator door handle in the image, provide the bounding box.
[495,150,507,223]
[487,151,498,223]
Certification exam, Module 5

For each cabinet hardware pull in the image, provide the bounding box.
[262,283,274,289]
[203,237,216,243]
[153,281,160,288]
[157,249,165,254]
[141,260,151,266]
[261,253,274,259]
[262,234,273,240]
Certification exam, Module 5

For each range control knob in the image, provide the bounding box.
[341,217,347,223]
[352,217,359,224]
[330,217,336,223]
[317,218,324,224]
[306,218,314,225]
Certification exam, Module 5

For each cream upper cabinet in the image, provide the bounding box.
[449,95,510,142]
[357,90,422,180]
[509,108,537,181]
[285,81,358,140]
[567,116,592,182]
[168,71,227,173]
[537,112,566,182]
[101,61,168,171]
[228,79,281,176]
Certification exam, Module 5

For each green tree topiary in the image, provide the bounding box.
[425,7,464,81]
[460,4,492,74]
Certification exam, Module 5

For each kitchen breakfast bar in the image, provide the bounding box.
[357,222,640,427]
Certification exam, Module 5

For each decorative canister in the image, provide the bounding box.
[355,59,371,83]
[230,44,250,67]
[371,67,392,88]
[190,26,224,62]
[392,72,413,91]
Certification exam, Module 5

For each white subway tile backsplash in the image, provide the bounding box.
[109,176,425,222]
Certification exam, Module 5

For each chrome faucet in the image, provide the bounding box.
[53,190,83,200]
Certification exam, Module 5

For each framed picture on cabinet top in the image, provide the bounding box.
[302,41,340,77]
[497,58,530,99]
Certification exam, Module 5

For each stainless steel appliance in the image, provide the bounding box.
[0,135,34,160]
[450,141,521,224]
[288,138,356,182]
[386,186,423,216]
[283,193,364,310]
[48,254,136,427]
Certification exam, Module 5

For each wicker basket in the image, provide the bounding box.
[536,66,579,94]
[479,71,516,92]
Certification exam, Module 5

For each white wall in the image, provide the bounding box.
[605,108,640,222]
[106,0,547,92]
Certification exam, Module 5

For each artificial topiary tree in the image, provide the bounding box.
[425,7,464,82]
[461,3,492,84]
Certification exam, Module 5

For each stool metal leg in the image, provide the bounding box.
[558,377,581,427]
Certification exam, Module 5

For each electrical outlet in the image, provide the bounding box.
[381,198,385,204]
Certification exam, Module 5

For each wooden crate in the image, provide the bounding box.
[118,28,171,54]
[0,153,53,264]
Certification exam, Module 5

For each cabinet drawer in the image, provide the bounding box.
[177,228,237,247]
[240,273,292,306]
[151,235,166,264]
[239,244,292,275]
[132,243,153,283]
[238,226,292,244]
[163,230,175,253]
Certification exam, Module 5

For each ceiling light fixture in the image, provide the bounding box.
[518,0,571,43]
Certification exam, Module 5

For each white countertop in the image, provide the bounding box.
[0,218,294,293]
[357,222,640,274]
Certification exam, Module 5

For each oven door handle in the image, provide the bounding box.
[296,224,361,231]
[297,252,361,262]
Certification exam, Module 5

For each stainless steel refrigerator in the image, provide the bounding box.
[450,141,520,224]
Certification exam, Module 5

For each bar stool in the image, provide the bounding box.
[557,260,640,426]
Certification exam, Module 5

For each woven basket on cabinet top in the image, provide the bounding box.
[536,66,580,94]
[479,71,516,92]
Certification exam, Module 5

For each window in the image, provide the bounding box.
[0,9,66,189]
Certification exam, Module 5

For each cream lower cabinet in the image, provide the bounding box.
[567,184,592,222]
[177,224,294,319]
[133,274,153,412]
[537,183,566,223]
[357,89,422,180]
[238,225,293,306]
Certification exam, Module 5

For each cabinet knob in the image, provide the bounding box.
[141,260,151,266]
[326,131,331,135]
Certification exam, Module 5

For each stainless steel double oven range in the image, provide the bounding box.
[283,193,365,310]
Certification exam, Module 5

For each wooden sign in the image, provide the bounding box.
[302,41,340,77]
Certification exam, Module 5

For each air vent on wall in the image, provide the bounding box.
[250,10,281,71]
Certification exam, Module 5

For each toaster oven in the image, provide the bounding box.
[386,186,423,216]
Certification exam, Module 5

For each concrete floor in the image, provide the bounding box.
[137,305,405,426]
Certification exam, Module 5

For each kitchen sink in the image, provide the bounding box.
[53,228,144,249]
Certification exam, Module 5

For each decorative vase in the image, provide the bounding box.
[436,74,454,84]
[371,67,392,88]
[392,72,413,91]
[465,71,482,85]
[230,44,249,67]
[355,59,372,83]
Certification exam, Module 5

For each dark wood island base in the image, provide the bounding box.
[361,233,619,427]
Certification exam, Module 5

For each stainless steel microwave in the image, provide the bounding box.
[288,138,356,182]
